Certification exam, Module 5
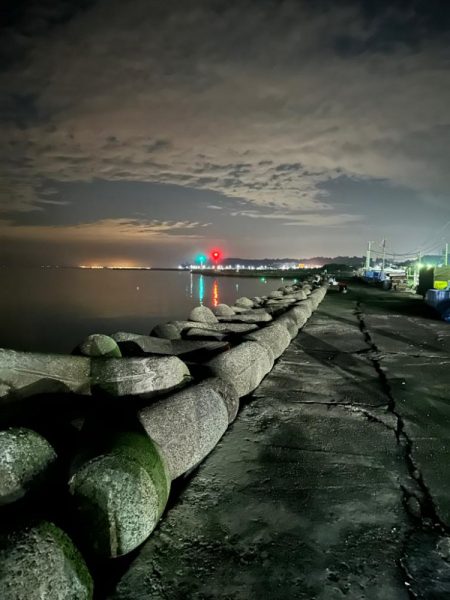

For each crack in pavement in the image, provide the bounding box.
[355,300,449,531]
[354,299,450,599]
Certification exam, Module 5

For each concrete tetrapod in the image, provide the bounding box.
[217,310,272,324]
[90,355,190,397]
[234,297,254,309]
[139,378,233,480]
[77,334,122,358]
[150,323,181,340]
[172,321,258,334]
[243,323,291,361]
[0,428,57,506]
[0,521,93,600]
[184,328,226,341]
[308,289,325,310]
[282,290,307,301]
[212,303,235,317]
[303,297,316,313]
[189,306,218,324]
[110,332,173,356]
[284,305,311,328]
[275,313,299,340]
[206,341,273,398]
[0,349,90,401]
[69,431,170,558]
[294,300,313,319]
[230,306,251,314]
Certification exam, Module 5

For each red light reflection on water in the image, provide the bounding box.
[212,279,219,306]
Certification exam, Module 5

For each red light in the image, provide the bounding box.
[210,249,221,262]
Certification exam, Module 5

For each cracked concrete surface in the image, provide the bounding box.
[110,285,450,600]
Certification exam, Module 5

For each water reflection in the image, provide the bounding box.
[198,274,205,304]
[0,268,286,353]
[212,279,219,307]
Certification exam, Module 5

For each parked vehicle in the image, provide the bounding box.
[425,289,450,322]
[421,267,450,321]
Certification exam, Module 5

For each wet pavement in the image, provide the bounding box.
[111,284,450,600]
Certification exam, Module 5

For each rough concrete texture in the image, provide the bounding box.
[70,431,170,557]
[231,306,252,314]
[111,332,173,355]
[139,380,230,480]
[78,334,122,358]
[0,521,93,600]
[286,305,310,328]
[293,300,313,319]
[303,297,315,312]
[172,321,258,334]
[189,306,219,324]
[212,303,235,317]
[244,323,291,361]
[206,341,273,398]
[90,356,190,397]
[0,349,90,401]
[268,290,284,299]
[0,427,57,506]
[203,377,240,423]
[307,292,322,310]
[285,290,307,301]
[274,313,299,339]
[110,335,225,361]
[111,284,450,599]
[150,323,181,340]
[217,309,272,324]
[170,340,229,361]
[184,328,226,341]
[264,298,296,307]
[234,297,254,308]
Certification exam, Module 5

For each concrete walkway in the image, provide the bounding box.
[111,285,450,600]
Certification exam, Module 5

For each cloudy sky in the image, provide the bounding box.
[1,0,450,266]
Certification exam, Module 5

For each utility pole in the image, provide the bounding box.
[445,243,448,266]
[414,251,422,288]
[365,241,372,271]
[381,239,386,271]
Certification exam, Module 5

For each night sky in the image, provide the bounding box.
[1,0,450,266]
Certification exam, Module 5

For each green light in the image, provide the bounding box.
[196,254,207,264]
[259,277,266,283]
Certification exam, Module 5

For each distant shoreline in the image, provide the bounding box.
[191,268,318,279]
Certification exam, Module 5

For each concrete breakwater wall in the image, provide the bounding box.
[0,281,327,599]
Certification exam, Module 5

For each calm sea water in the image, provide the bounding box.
[0,268,288,354]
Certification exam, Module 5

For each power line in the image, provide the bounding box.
[371,241,444,259]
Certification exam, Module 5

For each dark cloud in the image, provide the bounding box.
[1,0,450,262]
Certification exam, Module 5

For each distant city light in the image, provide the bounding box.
[78,263,151,270]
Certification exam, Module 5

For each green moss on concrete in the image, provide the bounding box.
[0,427,57,506]
[70,432,170,557]
[40,522,93,597]
[79,334,122,358]
[0,521,93,600]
